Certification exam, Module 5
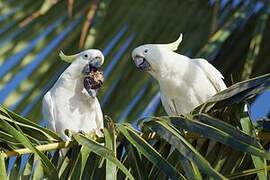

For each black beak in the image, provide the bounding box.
[82,63,99,75]
[133,55,151,71]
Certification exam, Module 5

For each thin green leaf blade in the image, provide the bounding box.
[0,114,57,178]
[143,120,226,179]
[104,128,117,180]
[208,73,270,103]
[69,147,91,180]
[32,156,44,180]
[9,156,21,180]
[0,152,7,180]
[20,154,34,180]
[240,116,267,180]
[165,115,270,159]
[118,123,186,180]
[126,144,147,180]
[175,150,203,180]
[72,132,135,180]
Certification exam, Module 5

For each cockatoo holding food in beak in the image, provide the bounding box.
[132,34,227,116]
[42,49,104,140]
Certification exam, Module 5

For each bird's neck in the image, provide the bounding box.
[61,60,86,80]
[150,53,190,81]
[55,61,86,92]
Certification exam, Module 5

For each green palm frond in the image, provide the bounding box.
[0,0,270,179]
[0,74,269,179]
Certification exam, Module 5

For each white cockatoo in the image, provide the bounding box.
[132,34,227,116]
[42,49,104,141]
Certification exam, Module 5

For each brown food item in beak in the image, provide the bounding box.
[84,70,104,90]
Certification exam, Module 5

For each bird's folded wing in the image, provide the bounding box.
[94,98,104,137]
[42,92,56,131]
[193,58,227,92]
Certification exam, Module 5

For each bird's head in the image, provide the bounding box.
[131,34,182,76]
[59,49,104,74]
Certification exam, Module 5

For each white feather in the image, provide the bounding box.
[132,40,226,155]
[132,43,227,116]
[193,58,226,92]
[42,92,56,131]
[42,52,104,141]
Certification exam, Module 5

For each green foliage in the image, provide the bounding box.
[0,74,270,179]
[1,0,270,179]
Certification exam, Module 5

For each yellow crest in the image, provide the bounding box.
[59,51,78,63]
[162,33,183,51]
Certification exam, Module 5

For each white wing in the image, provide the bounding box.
[42,91,56,131]
[193,58,227,92]
[94,97,104,137]
[160,93,175,116]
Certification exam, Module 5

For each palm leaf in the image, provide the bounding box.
[0,0,270,179]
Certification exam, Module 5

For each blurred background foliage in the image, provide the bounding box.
[1,0,270,179]
[0,0,269,124]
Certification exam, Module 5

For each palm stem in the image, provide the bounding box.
[3,141,75,158]
[4,131,270,158]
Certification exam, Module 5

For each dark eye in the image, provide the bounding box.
[144,49,148,53]
[84,54,88,58]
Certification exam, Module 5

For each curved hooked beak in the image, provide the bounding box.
[82,56,104,75]
[133,55,151,71]
[89,55,104,69]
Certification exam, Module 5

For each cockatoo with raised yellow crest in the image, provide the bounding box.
[132,34,227,116]
[42,49,104,141]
